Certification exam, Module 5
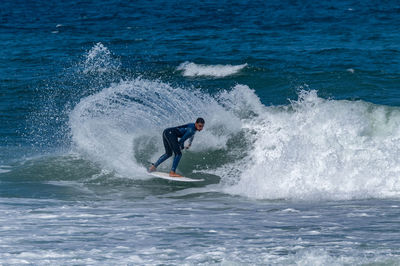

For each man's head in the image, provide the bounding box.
[195,117,205,131]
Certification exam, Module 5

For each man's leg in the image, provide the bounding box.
[150,130,173,171]
[167,133,183,176]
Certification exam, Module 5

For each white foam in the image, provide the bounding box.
[177,61,247,78]
[222,89,400,200]
[281,248,399,266]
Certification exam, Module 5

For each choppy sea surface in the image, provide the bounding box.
[1,0,400,264]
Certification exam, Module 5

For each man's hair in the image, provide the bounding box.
[196,117,205,124]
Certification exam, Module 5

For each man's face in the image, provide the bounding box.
[195,122,204,131]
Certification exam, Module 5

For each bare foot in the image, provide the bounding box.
[169,171,182,177]
[148,164,156,172]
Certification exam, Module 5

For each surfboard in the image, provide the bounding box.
[149,171,204,182]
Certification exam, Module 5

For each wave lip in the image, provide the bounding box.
[177,62,247,78]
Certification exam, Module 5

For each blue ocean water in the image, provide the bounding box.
[1,0,400,264]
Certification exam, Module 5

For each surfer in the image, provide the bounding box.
[148,118,205,177]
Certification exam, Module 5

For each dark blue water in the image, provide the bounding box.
[1,0,400,264]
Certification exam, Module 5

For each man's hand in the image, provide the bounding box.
[184,144,191,150]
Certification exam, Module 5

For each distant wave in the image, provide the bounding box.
[0,166,11,174]
[177,62,247,78]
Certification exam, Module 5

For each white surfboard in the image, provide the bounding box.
[149,171,204,182]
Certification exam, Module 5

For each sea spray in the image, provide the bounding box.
[69,78,242,178]
[27,43,123,153]
[80,42,121,75]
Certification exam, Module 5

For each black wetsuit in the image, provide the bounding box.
[153,123,196,172]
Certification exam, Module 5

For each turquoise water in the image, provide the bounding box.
[1,0,400,264]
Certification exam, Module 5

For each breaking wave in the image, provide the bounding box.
[67,43,400,200]
[69,78,400,200]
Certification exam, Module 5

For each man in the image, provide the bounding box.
[148,117,205,177]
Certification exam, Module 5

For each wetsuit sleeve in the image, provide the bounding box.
[178,127,195,149]
[188,135,194,146]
